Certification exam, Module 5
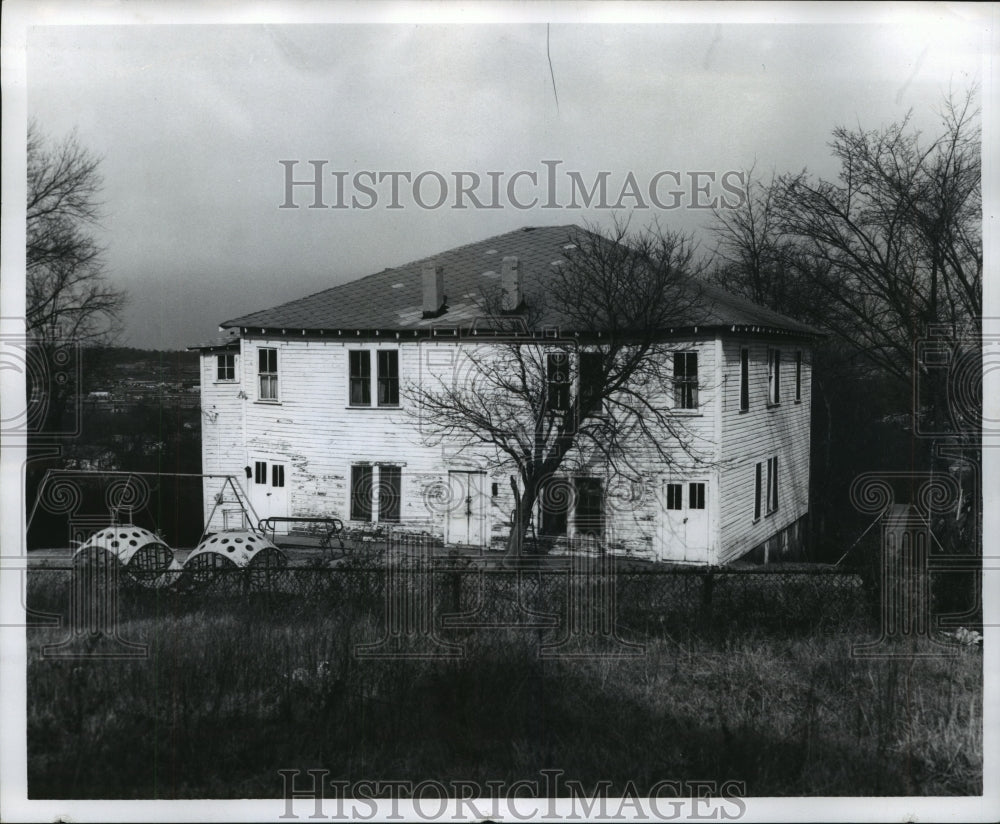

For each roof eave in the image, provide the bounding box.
[221,322,822,341]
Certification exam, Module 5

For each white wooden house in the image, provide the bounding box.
[194,225,817,564]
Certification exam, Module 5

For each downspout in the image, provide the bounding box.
[241,336,249,508]
[713,335,724,565]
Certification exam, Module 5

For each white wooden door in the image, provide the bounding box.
[660,480,709,562]
[249,458,290,534]
[445,471,488,547]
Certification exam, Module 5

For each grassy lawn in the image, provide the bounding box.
[26,568,982,799]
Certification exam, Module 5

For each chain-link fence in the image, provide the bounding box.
[26,555,873,640]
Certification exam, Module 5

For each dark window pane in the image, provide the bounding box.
[540,477,570,536]
[574,477,604,537]
[754,463,762,520]
[768,349,781,404]
[580,351,603,411]
[379,465,401,522]
[351,465,373,521]
[255,461,267,485]
[272,464,284,487]
[547,352,570,411]
[378,350,399,406]
[349,351,371,405]
[673,352,698,409]
[767,457,779,512]
[217,354,235,381]
[689,483,705,510]
[666,483,682,510]
[259,349,278,400]
[739,349,749,411]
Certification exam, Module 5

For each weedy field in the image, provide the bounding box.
[25,566,982,799]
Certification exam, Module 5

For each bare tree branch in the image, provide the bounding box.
[403,217,716,558]
[27,121,128,349]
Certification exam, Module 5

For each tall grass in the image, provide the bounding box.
[26,569,981,799]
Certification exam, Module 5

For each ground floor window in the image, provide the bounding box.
[351,463,401,522]
[351,465,373,521]
[539,477,571,536]
[574,477,604,537]
[754,462,763,521]
[378,465,401,522]
[666,482,683,510]
[688,482,706,510]
[666,481,706,513]
[766,456,779,514]
[538,476,604,537]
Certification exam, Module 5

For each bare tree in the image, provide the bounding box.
[27,121,127,347]
[772,90,981,385]
[405,220,714,556]
[707,164,803,314]
[26,122,128,432]
[707,90,982,562]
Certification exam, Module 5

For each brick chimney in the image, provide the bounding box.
[421,261,446,318]
[501,256,522,312]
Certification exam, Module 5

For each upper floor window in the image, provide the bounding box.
[673,352,698,410]
[377,351,399,406]
[217,353,236,382]
[258,348,278,401]
[547,352,570,412]
[794,351,802,402]
[739,348,750,412]
[579,351,603,412]
[350,350,399,407]
[767,348,781,405]
[349,351,371,406]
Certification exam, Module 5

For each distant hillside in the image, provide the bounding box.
[81,347,200,393]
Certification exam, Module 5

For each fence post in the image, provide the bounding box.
[701,568,715,624]
[450,562,462,614]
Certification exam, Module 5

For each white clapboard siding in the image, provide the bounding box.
[200,350,247,526]
[716,338,812,564]
[200,334,731,555]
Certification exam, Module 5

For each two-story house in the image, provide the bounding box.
[194,225,818,564]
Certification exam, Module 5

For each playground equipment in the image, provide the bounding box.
[31,470,290,590]
[72,524,176,588]
[182,529,287,587]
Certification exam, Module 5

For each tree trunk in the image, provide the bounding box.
[504,476,538,561]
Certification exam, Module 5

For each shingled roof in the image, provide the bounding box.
[221,224,819,337]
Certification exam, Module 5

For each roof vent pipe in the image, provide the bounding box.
[421,262,446,318]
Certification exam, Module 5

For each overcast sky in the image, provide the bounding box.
[22,5,989,349]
